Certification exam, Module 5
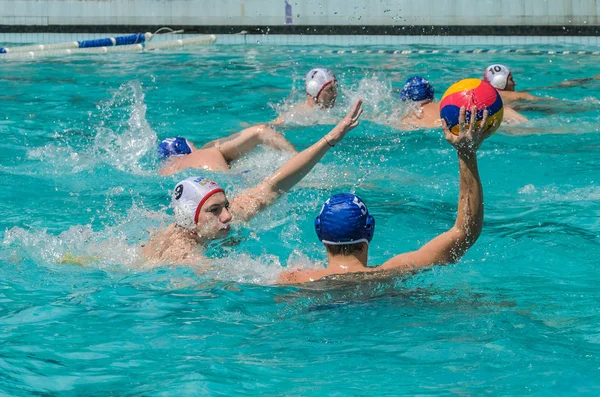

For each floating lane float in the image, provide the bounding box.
[0,32,217,60]
[289,48,600,56]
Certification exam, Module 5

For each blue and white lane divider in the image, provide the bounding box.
[0,33,149,54]
[0,35,217,60]
[78,33,147,48]
[286,48,600,55]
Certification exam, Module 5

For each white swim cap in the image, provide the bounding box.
[171,177,225,231]
[305,68,337,99]
[484,64,511,90]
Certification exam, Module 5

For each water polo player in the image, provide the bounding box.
[483,64,544,103]
[398,76,441,129]
[158,124,297,176]
[143,100,363,265]
[396,75,525,129]
[279,105,492,284]
[305,68,338,108]
[271,68,338,125]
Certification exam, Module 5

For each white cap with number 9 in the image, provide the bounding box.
[171,177,225,230]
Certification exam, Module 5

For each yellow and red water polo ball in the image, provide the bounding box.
[439,78,503,135]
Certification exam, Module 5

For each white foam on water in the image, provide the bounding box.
[516,184,600,203]
[269,72,404,128]
[209,248,324,286]
[341,73,395,118]
[26,80,159,176]
[1,203,170,270]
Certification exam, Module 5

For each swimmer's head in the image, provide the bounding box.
[315,193,375,256]
[171,177,232,240]
[484,64,515,91]
[158,137,194,159]
[400,76,435,103]
[305,68,338,108]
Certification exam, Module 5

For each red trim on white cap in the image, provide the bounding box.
[193,188,225,224]
[315,80,335,101]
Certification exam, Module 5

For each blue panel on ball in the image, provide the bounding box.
[440,104,461,128]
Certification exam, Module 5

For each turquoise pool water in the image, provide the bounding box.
[1,43,599,395]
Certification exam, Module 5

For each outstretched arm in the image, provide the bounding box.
[554,74,600,88]
[201,124,297,162]
[381,106,491,272]
[230,100,363,222]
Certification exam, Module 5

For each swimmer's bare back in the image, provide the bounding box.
[400,101,442,130]
[279,266,420,288]
[160,148,230,176]
[160,125,296,176]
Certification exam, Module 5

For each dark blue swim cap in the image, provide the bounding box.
[158,137,192,158]
[315,193,375,245]
[400,76,435,102]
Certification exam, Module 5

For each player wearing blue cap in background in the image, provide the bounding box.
[158,124,297,176]
[398,76,442,130]
[279,105,493,284]
[158,137,194,158]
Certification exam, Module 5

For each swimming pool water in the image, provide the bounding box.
[1,43,599,395]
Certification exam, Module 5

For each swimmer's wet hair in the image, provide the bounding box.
[325,242,367,256]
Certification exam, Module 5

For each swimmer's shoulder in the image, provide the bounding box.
[400,114,440,130]
[318,266,420,284]
[141,224,202,263]
[279,265,401,285]
[278,268,332,285]
[422,101,439,111]
[282,267,418,289]
[141,224,176,256]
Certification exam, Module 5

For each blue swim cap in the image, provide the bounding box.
[400,76,435,102]
[158,137,192,158]
[315,193,375,245]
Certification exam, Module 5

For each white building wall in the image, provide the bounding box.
[0,0,598,26]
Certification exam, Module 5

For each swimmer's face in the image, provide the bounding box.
[505,74,516,91]
[317,81,338,108]
[195,192,232,240]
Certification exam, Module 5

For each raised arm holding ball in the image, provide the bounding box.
[279,103,494,284]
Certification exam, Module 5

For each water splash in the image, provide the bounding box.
[341,73,396,118]
[27,80,159,176]
[1,204,169,269]
[270,72,400,127]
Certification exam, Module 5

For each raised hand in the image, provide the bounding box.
[326,99,363,145]
[442,106,494,156]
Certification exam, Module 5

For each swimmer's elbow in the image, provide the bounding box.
[445,227,481,263]
[254,124,271,138]
[456,226,482,249]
